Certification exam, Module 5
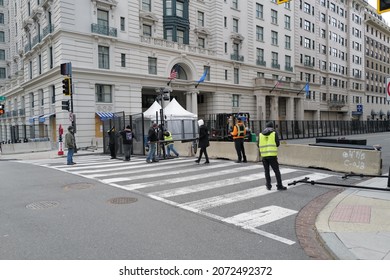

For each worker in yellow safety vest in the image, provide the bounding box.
[164,130,179,158]
[231,117,247,163]
[259,121,287,191]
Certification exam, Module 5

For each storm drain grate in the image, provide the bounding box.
[63,183,94,190]
[26,201,60,210]
[108,197,138,204]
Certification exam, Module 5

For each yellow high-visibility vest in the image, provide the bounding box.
[259,131,278,157]
[164,131,173,143]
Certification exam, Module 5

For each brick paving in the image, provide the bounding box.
[330,205,371,223]
[295,188,343,260]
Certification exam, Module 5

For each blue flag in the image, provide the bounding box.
[304,82,310,96]
[197,69,208,83]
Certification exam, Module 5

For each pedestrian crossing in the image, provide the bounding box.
[21,155,337,245]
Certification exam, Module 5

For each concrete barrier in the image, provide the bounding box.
[1,141,52,155]
[278,144,381,176]
[174,141,381,175]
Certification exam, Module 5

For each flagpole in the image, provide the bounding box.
[269,76,283,93]
[296,82,307,96]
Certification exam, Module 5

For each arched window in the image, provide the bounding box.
[171,64,187,80]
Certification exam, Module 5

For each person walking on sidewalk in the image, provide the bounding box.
[231,116,247,163]
[164,130,179,158]
[195,119,210,164]
[146,122,159,163]
[259,121,287,191]
[65,126,76,165]
[119,125,134,161]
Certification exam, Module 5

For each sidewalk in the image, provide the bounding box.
[2,149,390,259]
[316,179,390,260]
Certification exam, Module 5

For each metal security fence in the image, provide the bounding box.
[201,117,390,141]
[0,124,48,144]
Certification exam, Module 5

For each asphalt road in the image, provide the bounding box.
[0,157,333,260]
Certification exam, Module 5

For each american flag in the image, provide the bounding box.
[169,68,177,80]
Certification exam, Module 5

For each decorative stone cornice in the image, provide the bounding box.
[139,11,159,23]
[91,0,118,10]
[194,27,211,36]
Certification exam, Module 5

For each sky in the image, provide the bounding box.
[367,0,390,23]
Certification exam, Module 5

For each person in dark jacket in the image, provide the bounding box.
[119,125,135,161]
[259,121,287,191]
[146,122,159,163]
[107,126,118,159]
[195,119,210,164]
[65,126,76,165]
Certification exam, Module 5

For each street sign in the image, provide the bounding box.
[357,104,363,112]
[387,77,390,102]
[0,96,5,101]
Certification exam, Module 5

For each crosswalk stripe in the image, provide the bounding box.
[222,206,298,228]
[118,164,263,190]
[101,161,249,184]
[147,194,296,245]
[181,172,333,210]
[150,168,298,198]
[80,159,210,178]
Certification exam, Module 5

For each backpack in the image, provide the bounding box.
[126,132,132,141]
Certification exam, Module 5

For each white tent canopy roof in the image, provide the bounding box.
[164,98,197,119]
[143,100,162,119]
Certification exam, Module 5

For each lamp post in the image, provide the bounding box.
[155,87,172,159]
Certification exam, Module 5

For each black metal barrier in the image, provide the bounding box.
[342,167,390,188]
[288,177,390,192]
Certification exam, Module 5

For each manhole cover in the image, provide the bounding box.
[63,183,94,190]
[108,197,138,204]
[26,201,59,210]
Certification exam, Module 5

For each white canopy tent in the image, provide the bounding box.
[142,98,197,140]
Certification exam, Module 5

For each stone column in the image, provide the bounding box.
[270,96,279,120]
[185,90,198,115]
[286,97,295,120]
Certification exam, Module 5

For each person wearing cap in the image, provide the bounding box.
[65,126,76,165]
[146,122,159,163]
[259,121,287,191]
[231,116,247,163]
[195,119,210,164]
[119,125,135,161]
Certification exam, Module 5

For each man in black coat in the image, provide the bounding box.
[195,119,210,164]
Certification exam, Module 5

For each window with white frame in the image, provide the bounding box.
[284,15,290,29]
[142,0,151,12]
[121,53,126,67]
[271,31,278,45]
[232,94,239,107]
[271,9,277,24]
[234,68,239,84]
[98,45,109,69]
[256,25,263,41]
[233,18,239,33]
[232,0,238,10]
[148,57,157,74]
[198,11,204,27]
[285,35,291,49]
[256,3,263,19]
[143,24,152,37]
[96,84,112,103]
[256,48,264,62]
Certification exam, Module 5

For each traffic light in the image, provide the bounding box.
[277,0,290,4]
[378,0,390,14]
[0,104,4,115]
[62,76,72,96]
[62,100,70,111]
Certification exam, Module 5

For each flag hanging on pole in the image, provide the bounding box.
[195,69,208,88]
[269,76,284,93]
[304,82,310,96]
[167,66,178,85]
[169,68,177,80]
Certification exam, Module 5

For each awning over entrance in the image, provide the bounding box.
[39,113,56,122]
[96,112,114,121]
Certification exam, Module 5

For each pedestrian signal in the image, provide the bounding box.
[62,77,72,96]
[378,0,390,14]
[62,100,70,111]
